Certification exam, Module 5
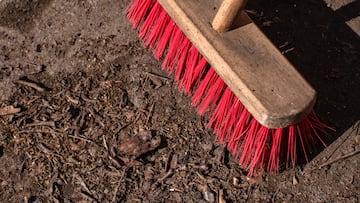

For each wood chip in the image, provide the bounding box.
[147,74,163,89]
[118,130,161,156]
[170,154,178,169]
[247,175,263,185]
[0,105,21,116]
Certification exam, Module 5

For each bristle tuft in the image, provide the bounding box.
[126,0,155,29]
[175,38,192,82]
[197,76,226,115]
[162,26,185,73]
[192,68,216,108]
[154,20,175,60]
[178,46,201,94]
[139,2,162,41]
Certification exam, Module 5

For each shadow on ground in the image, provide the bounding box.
[248,0,360,137]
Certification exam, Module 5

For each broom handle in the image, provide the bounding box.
[212,0,248,32]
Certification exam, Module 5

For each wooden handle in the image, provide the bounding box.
[212,0,248,32]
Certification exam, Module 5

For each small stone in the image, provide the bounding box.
[293,175,299,186]
[355,135,360,145]
[203,189,215,202]
[233,177,240,187]
[219,189,226,203]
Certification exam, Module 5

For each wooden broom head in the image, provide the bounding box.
[157,0,316,129]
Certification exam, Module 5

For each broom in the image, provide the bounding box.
[125,0,332,176]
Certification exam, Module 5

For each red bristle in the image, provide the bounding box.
[162,26,185,72]
[139,2,162,40]
[178,46,201,94]
[126,0,155,29]
[217,98,242,142]
[196,75,226,115]
[175,38,192,82]
[268,128,284,173]
[144,8,171,49]
[303,120,315,149]
[154,19,175,60]
[311,124,327,147]
[126,0,333,176]
[248,127,271,176]
[287,126,297,167]
[227,107,251,153]
[239,120,261,167]
[192,68,217,107]
[184,56,208,94]
[207,87,233,132]
[297,121,310,163]
[309,110,334,136]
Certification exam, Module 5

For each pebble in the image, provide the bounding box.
[355,135,360,145]
[293,175,299,186]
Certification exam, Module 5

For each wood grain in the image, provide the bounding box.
[158,0,316,128]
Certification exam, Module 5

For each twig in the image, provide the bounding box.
[145,72,170,80]
[112,168,127,203]
[68,135,95,143]
[108,155,123,168]
[319,148,360,169]
[279,41,289,49]
[271,188,279,203]
[114,122,132,135]
[25,121,55,127]
[103,135,109,151]
[15,80,46,92]
[157,169,173,182]
[0,105,21,116]
[38,143,61,158]
[88,108,105,127]
[146,103,155,124]
[321,122,359,164]
[79,191,98,203]
[281,47,295,54]
[196,171,207,182]
[151,169,174,190]
[66,94,79,105]
[76,175,93,195]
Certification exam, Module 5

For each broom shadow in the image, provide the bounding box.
[247,0,360,162]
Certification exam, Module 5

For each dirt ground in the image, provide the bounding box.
[0,0,359,202]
